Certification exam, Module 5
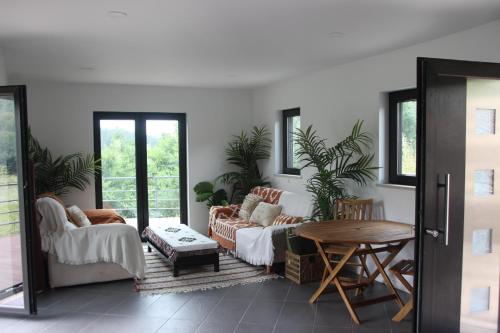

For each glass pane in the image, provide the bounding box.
[287,115,301,169]
[398,100,417,176]
[0,93,24,308]
[461,78,500,333]
[99,120,138,228]
[146,120,180,227]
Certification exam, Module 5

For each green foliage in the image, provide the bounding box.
[218,126,272,203]
[193,181,228,208]
[294,120,378,221]
[400,100,417,175]
[28,130,100,196]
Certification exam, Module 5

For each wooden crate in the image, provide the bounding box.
[285,251,325,284]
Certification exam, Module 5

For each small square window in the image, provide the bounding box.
[475,108,496,135]
[389,89,417,186]
[282,108,301,175]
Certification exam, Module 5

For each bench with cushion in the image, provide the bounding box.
[142,223,219,277]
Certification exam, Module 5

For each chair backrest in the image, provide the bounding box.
[334,199,373,221]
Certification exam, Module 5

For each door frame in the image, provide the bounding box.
[0,85,36,314]
[93,112,188,234]
[416,58,500,332]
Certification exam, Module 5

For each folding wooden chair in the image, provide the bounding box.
[389,259,414,322]
[321,199,374,294]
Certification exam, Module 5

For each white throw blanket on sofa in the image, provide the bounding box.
[235,191,313,266]
[36,197,146,279]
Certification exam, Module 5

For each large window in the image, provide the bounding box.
[389,89,417,186]
[282,108,301,175]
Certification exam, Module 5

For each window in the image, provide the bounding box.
[282,108,301,175]
[389,89,417,186]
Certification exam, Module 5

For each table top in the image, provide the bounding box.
[295,220,415,244]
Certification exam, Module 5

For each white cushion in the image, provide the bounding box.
[249,202,282,227]
[67,205,92,227]
[278,191,314,217]
[238,193,264,220]
[36,197,75,235]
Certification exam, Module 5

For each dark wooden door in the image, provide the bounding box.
[416,58,500,333]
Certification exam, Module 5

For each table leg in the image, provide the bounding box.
[366,244,404,308]
[309,241,357,304]
[366,241,408,284]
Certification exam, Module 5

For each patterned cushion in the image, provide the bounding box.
[250,186,283,204]
[249,202,282,227]
[211,218,261,251]
[238,194,264,220]
[272,214,303,226]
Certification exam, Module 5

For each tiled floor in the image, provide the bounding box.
[0,277,412,333]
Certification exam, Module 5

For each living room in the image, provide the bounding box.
[1,1,500,333]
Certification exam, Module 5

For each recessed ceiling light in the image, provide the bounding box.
[327,31,345,38]
[107,10,128,18]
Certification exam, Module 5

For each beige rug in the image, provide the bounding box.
[135,251,279,294]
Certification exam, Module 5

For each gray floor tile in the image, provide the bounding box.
[145,292,193,318]
[170,297,220,324]
[39,312,99,333]
[223,283,262,300]
[46,290,102,312]
[105,293,160,316]
[196,320,238,333]
[255,280,291,301]
[313,326,352,333]
[204,299,250,323]
[276,301,316,327]
[315,301,352,328]
[241,300,283,325]
[235,322,274,333]
[77,291,128,314]
[286,283,319,303]
[273,324,314,333]
[156,318,199,333]
[79,314,167,333]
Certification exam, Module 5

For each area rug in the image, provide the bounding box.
[135,251,280,294]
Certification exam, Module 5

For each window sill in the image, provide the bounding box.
[274,173,302,179]
[376,183,415,191]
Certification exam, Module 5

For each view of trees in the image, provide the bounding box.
[0,98,20,237]
[400,100,417,176]
[100,125,180,219]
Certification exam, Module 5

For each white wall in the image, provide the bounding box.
[24,81,253,233]
[252,19,500,287]
[0,48,7,85]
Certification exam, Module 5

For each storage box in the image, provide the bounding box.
[285,251,325,284]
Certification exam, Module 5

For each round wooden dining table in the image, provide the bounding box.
[295,220,415,324]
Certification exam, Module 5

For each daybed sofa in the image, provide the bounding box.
[208,186,313,269]
[36,197,146,288]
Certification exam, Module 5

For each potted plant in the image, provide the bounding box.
[28,131,100,196]
[218,126,272,203]
[294,120,378,221]
[193,181,228,208]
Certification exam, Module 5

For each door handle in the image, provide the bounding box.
[425,229,440,238]
[437,173,451,246]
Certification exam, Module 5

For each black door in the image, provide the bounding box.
[0,86,36,314]
[94,112,187,235]
[416,58,500,332]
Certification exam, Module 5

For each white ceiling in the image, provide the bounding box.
[1,0,500,88]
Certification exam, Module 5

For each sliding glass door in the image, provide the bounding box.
[94,112,187,234]
[0,86,36,314]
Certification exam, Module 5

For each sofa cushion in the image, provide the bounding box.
[238,193,263,220]
[249,202,282,227]
[272,214,303,226]
[67,205,92,227]
[211,218,261,251]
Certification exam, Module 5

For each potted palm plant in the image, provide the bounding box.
[294,120,378,221]
[28,131,100,196]
[218,126,272,203]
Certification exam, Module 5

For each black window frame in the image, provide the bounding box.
[93,111,188,235]
[388,88,417,186]
[282,108,301,175]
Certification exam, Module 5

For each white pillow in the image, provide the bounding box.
[249,202,282,227]
[36,197,73,235]
[66,205,92,227]
[238,193,264,220]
